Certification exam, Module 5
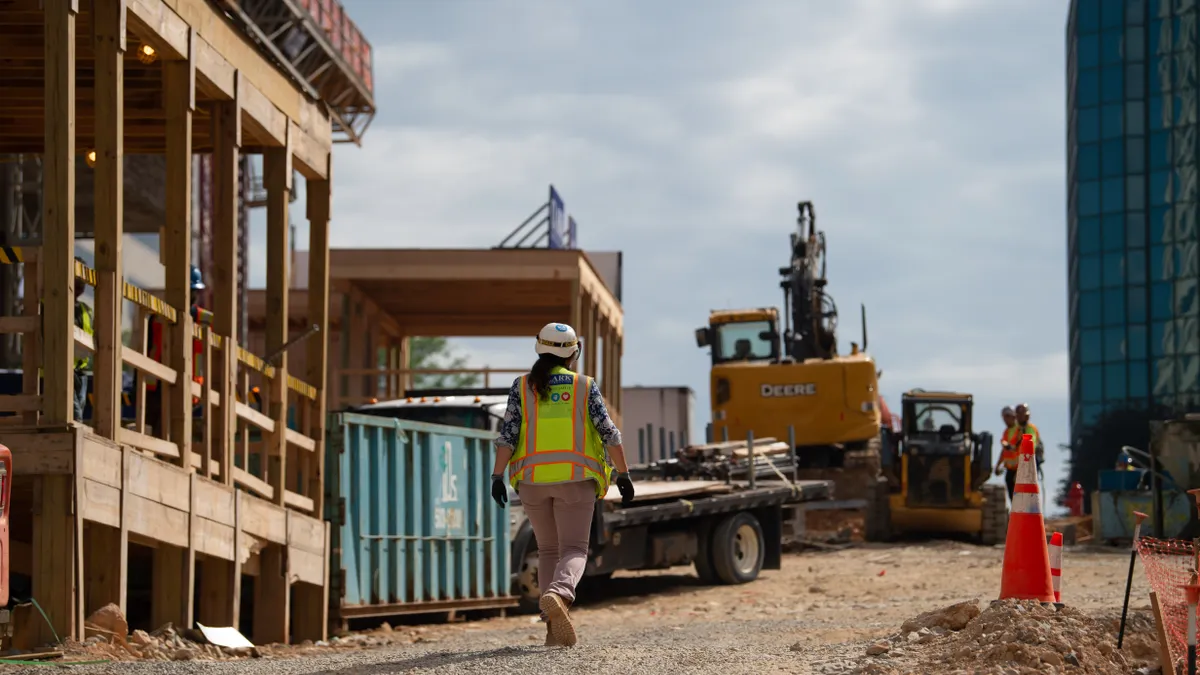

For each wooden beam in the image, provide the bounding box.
[212,81,240,487]
[42,0,79,425]
[239,78,286,146]
[193,35,234,100]
[125,0,189,61]
[264,141,291,508]
[579,256,623,335]
[158,0,330,147]
[92,0,126,440]
[163,35,195,468]
[291,121,328,180]
[306,164,330,516]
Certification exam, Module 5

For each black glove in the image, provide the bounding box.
[490,474,508,507]
[615,472,634,506]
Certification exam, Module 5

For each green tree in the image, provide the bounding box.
[406,337,481,389]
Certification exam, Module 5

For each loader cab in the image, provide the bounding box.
[898,390,992,508]
[695,308,781,366]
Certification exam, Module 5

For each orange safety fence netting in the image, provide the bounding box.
[1136,536,1198,670]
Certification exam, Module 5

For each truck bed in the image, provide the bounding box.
[604,479,833,529]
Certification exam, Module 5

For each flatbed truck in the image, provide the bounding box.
[352,391,837,611]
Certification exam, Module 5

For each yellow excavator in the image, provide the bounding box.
[694,201,882,500]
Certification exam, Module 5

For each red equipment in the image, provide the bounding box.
[1065,482,1084,517]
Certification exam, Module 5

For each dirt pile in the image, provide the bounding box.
[825,599,1160,675]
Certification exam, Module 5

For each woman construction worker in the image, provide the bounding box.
[490,322,634,648]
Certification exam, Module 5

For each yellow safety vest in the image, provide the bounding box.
[75,301,94,371]
[509,366,612,498]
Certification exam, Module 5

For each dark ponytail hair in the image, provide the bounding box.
[528,352,571,401]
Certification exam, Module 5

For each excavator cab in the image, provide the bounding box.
[694,308,780,365]
[866,390,1008,544]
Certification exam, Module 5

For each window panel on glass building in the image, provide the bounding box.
[1130,323,1149,357]
[1106,362,1128,399]
[1070,1,1200,444]
[1130,360,1150,397]
[1128,212,1148,246]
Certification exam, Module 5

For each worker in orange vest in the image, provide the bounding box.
[993,405,1022,499]
[145,266,208,435]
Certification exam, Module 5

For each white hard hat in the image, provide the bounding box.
[535,322,579,359]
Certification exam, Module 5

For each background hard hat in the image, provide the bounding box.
[1001,406,1015,416]
[535,322,579,358]
[190,265,206,291]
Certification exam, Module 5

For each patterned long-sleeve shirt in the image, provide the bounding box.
[494,375,623,449]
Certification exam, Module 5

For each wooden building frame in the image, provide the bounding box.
[0,0,334,645]
[244,249,625,425]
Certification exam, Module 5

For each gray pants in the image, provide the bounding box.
[518,480,596,604]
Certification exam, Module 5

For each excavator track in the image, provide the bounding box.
[794,436,882,503]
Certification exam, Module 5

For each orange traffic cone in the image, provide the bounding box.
[998,434,1056,602]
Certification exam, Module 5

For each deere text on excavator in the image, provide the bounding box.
[694,201,883,501]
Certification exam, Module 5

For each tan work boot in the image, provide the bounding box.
[539,592,577,647]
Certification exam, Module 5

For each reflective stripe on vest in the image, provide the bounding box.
[509,368,610,496]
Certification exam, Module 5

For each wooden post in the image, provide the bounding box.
[306,167,330,517]
[263,141,291,506]
[42,0,78,425]
[164,37,195,468]
[212,83,241,486]
[92,0,125,440]
[397,336,411,395]
[568,279,581,342]
[21,256,39,426]
[35,0,81,645]
[582,294,595,377]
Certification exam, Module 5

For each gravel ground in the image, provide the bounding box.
[4,540,1154,674]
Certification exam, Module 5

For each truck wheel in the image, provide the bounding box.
[515,546,540,613]
[865,476,892,542]
[980,483,1009,546]
[710,512,765,585]
[694,522,720,584]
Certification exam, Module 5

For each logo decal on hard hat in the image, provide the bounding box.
[554,324,568,332]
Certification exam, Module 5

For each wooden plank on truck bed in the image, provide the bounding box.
[603,480,732,503]
[728,442,792,459]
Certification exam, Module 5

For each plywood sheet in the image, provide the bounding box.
[602,480,732,503]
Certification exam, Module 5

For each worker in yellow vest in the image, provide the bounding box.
[73,257,95,421]
[490,322,633,648]
[993,406,1022,499]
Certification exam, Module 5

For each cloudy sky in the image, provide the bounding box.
[250,0,1071,499]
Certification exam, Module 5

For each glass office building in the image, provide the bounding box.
[1067,0,1200,446]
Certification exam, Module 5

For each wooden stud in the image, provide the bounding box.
[264,142,291,506]
[306,166,330,516]
[199,328,213,477]
[164,37,195,468]
[22,257,39,426]
[42,0,79,425]
[92,0,125,440]
[213,82,241,486]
